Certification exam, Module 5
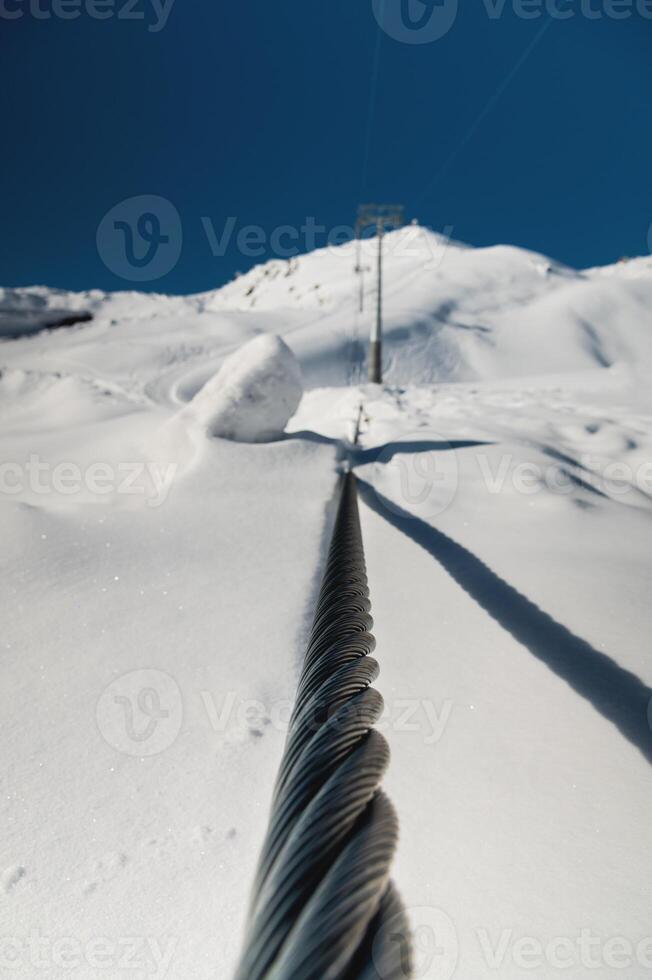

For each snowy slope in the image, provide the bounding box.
[4,227,652,388]
[1,228,651,979]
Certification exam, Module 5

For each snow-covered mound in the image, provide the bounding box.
[3,227,652,387]
[183,334,303,442]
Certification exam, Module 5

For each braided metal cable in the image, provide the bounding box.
[233,471,411,980]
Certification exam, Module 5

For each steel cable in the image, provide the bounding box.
[233,471,411,980]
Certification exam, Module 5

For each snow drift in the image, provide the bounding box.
[183,334,303,442]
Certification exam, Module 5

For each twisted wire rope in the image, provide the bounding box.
[233,472,411,980]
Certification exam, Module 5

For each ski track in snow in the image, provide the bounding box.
[1,228,651,978]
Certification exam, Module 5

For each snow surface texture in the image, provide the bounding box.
[1,228,652,979]
[183,333,303,442]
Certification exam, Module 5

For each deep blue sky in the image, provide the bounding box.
[1,1,651,294]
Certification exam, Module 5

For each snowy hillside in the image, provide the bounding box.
[2,228,651,979]
[4,226,652,388]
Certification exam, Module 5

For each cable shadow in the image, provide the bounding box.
[354,439,492,466]
[285,430,339,447]
[357,479,652,765]
[286,432,492,466]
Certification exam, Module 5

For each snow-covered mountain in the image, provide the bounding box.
[3,226,652,390]
[2,229,651,980]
